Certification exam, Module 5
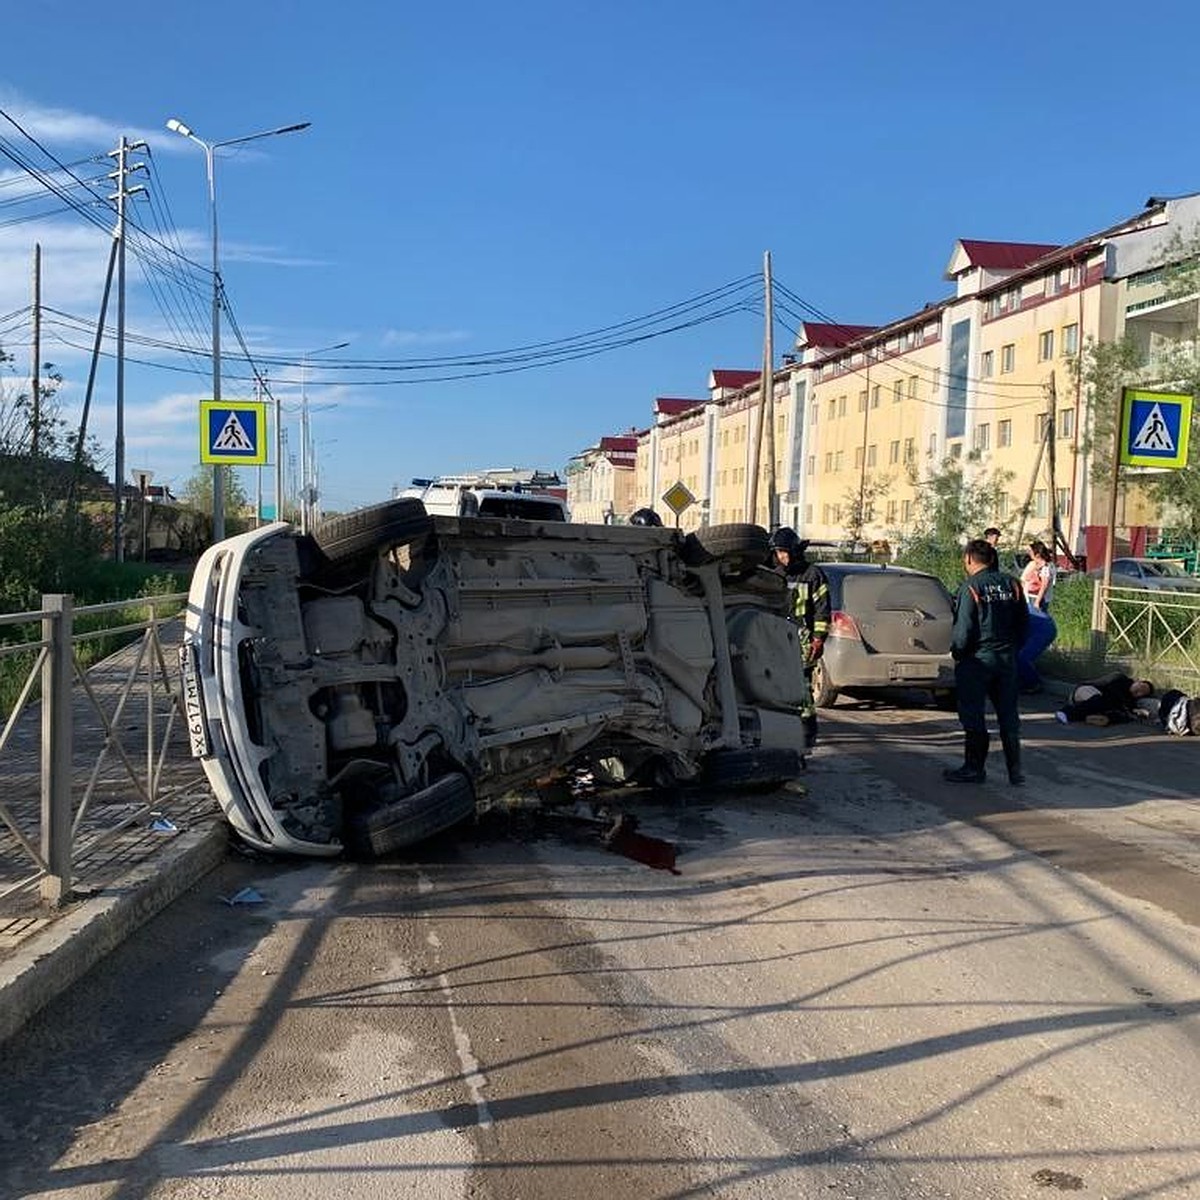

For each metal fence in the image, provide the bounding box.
[0,592,210,909]
[1090,582,1200,688]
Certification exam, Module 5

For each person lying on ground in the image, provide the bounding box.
[1055,672,1155,726]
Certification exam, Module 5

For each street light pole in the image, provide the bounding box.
[165,116,310,542]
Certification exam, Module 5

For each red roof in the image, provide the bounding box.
[798,322,879,350]
[599,436,638,453]
[709,369,760,390]
[955,239,1060,271]
[654,397,704,415]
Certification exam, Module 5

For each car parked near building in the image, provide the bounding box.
[181,503,809,858]
[1088,557,1200,593]
[808,562,956,708]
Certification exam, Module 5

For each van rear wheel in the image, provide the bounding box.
[314,499,432,566]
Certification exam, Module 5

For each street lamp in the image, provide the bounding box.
[165,115,310,542]
[295,341,349,534]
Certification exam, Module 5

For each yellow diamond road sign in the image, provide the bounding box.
[662,481,696,516]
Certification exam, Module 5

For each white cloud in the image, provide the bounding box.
[381,328,471,347]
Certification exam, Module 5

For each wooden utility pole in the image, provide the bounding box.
[1047,372,1058,553]
[748,251,775,526]
[30,243,41,459]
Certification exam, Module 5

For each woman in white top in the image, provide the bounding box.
[1021,541,1056,610]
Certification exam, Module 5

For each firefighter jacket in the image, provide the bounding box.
[784,562,831,645]
[950,568,1029,666]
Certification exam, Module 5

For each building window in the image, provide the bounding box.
[904,437,915,464]
[889,440,900,465]
[835,451,845,472]
[998,493,1010,518]
[1035,413,1049,441]
[1038,330,1055,361]
[828,399,837,420]
[824,452,833,472]
[985,295,1002,319]
[901,499,912,522]
[1001,344,1015,373]
[893,380,903,403]
[1062,323,1079,355]
[928,433,937,457]
[949,441,963,460]
[998,419,1012,447]
[1033,489,1048,518]
[907,376,919,399]
[975,423,990,452]
[1058,409,1075,439]
[837,395,847,417]
[854,446,864,469]
[871,385,881,409]
[886,499,898,524]
[806,455,815,476]
[981,349,995,378]
[810,402,819,426]
[858,390,868,412]
[867,444,877,467]
[1056,487,1072,517]
[804,505,813,525]
[930,367,941,394]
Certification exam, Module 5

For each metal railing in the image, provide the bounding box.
[1091,582,1200,688]
[0,591,206,907]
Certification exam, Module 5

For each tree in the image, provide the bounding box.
[179,465,251,535]
[841,473,892,547]
[894,457,1015,586]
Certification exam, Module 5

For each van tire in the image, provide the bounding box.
[314,499,432,566]
[682,523,770,575]
[349,772,476,858]
[700,747,804,791]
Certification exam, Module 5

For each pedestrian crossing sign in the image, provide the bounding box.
[200,401,268,465]
[1119,388,1192,469]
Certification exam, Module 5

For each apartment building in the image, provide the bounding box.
[565,434,638,523]
[791,193,1200,554]
[575,192,1200,552]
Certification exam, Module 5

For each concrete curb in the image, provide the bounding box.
[0,820,229,1046]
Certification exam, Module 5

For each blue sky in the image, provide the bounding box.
[2,0,1199,514]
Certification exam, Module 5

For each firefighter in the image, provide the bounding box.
[768,528,831,749]
[945,538,1030,785]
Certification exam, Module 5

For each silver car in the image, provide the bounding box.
[809,563,956,708]
[182,504,811,858]
[1089,557,1200,593]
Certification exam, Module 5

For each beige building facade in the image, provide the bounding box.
[579,193,1200,556]
[566,435,638,523]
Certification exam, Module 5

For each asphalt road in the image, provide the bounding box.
[1,696,1197,1199]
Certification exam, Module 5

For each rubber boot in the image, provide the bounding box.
[802,713,819,751]
[1001,733,1024,786]
[944,730,988,783]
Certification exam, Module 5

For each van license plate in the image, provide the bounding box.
[179,644,210,757]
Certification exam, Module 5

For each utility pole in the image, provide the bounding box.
[30,244,40,459]
[107,136,147,562]
[748,251,775,526]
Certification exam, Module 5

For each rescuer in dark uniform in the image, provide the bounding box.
[768,528,831,749]
[945,538,1030,785]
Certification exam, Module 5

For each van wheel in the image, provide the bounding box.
[346,772,476,859]
[811,659,839,707]
[314,499,432,567]
[700,747,804,791]
[681,523,770,575]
